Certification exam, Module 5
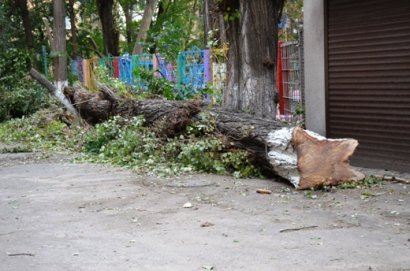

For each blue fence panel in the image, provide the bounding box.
[119,54,133,85]
[71,59,78,76]
[130,54,153,90]
[177,49,210,95]
[154,54,176,82]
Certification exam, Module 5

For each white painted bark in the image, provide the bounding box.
[55,80,78,115]
[266,127,300,187]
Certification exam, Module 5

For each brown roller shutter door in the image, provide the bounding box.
[326,0,410,171]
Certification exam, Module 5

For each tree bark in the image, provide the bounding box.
[53,0,67,83]
[15,0,35,50]
[120,1,134,47]
[15,0,37,68]
[222,0,284,120]
[67,0,79,58]
[204,0,226,46]
[96,0,120,56]
[132,0,158,55]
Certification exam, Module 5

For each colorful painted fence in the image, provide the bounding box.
[177,49,210,97]
[71,50,211,94]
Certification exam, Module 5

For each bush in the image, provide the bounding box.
[0,48,50,122]
[83,114,261,178]
[0,110,262,179]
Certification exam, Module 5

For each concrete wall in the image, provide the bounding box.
[303,0,326,135]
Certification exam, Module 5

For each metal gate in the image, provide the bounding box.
[278,41,304,123]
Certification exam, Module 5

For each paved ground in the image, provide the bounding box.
[0,151,409,271]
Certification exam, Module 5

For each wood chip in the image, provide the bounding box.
[256,189,272,194]
[200,222,214,228]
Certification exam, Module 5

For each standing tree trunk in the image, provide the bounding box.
[132,0,158,55]
[15,0,34,49]
[52,0,77,115]
[15,0,36,67]
[96,0,120,56]
[67,0,78,58]
[120,1,134,49]
[222,0,284,120]
[204,0,226,46]
[53,0,67,84]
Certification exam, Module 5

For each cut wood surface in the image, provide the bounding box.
[30,74,365,189]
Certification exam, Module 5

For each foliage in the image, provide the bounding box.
[0,108,85,151]
[147,0,204,60]
[0,48,50,121]
[94,66,132,98]
[135,67,176,100]
[0,3,18,50]
[0,110,262,179]
[0,48,31,86]
[280,0,303,42]
[83,113,261,177]
[339,175,384,189]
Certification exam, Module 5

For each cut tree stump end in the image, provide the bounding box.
[292,127,365,189]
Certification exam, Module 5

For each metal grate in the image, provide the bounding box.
[279,41,304,123]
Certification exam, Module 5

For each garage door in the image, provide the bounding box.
[326,0,410,171]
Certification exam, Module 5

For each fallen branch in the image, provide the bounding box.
[7,252,35,257]
[279,225,318,233]
[377,175,410,184]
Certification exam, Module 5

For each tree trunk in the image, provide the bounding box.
[223,0,284,120]
[53,0,67,84]
[51,0,78,115]
[68,0,78,58]
[15,0,36,67]
[15,0,34,50]
[204,0,226,46]
[59,84,364,189]
[132,0,158,55]
[119,1,134,48]
[29,70,365,189]
[96,0,120,56]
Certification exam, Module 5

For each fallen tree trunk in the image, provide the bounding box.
[31,70,365,189]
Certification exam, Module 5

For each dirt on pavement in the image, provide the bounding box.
[0,150,409,271]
